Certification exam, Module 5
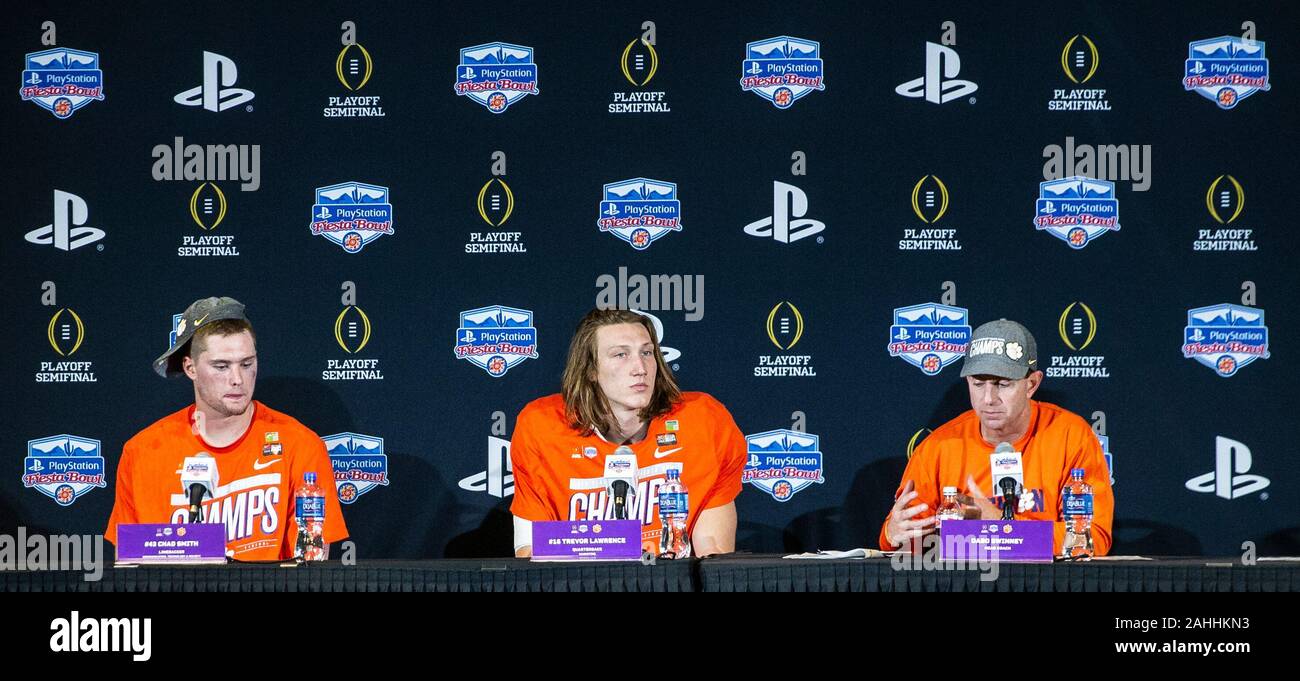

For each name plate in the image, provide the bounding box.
[939,519,1054,563]
[115,524,227,565]
[531,520,643,562]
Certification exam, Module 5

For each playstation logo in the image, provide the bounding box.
[25,190,105,251]
[460,329,476,343]
[1041,200,1056,214]
[894,328,911,341]
[602,202,619,217]
[1190,61,1206,75]
[174,51,255,112]
[461,66,476,80]
[1186,436,1269,500]
[458,435,514,498]
[1188,328,1205,342]
[895,42,978,104]
[744,181,825,244]
[746,62,762,76]
[26,73,40,85]
[315,206,332,220]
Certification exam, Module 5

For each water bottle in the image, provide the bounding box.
[936,486,963,528]
[1060,468,1094,559]
[657,466,691,559]
[294,472,326,562]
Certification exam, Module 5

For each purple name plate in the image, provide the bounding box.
[115,523,227,564]
[531,520,643,562]
[939,519,1055,563]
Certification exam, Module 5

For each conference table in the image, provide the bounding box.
[6,555,1298,592]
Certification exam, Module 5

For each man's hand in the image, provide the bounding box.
[962,475,1003,520]
[885,480,936,548]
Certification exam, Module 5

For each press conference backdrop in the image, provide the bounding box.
[4,1,1297,558]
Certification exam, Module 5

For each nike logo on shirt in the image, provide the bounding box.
[654,447,682,459]
[252,458,279,470]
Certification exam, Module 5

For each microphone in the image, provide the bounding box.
[989,442,1023,522]
[180,453,219,523]
[603,446,639,521]
[998,477,1020,521]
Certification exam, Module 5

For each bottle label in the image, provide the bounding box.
[296,495,326,520]
[1063,493,1093,517]
[658,492,688,516]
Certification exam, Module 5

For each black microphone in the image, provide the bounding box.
[998,477,1019,521]
[180,453,218,523]
[611,480,631,520]
[603,446,638,521]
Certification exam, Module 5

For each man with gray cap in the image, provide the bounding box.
[880,319,1114,556]
[105,297,348,561]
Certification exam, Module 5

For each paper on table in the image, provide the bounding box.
[1088,555,1154,561]
[782,548,890,559]
[1256,557,1300,561]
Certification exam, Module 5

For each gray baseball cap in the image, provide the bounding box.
[960,319,1039,379]
[153,297,248,378]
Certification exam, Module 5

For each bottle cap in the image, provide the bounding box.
[1071,468,1086,479]
[942,486,958,495]
[305,472,317,485]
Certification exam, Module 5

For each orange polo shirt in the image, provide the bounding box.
[510,392,747,554]
[880,401,1113,555]
[106,402,349,560]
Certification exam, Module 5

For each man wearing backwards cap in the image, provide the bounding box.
[880,319,1114,555]
[105,297,348,560]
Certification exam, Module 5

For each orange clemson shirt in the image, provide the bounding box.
[105,401,349,560]
[510,392,747,554]
[880,400,1114,555]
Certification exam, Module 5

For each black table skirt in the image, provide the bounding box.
[5,556,1298,592]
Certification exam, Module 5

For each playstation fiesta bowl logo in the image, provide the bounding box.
[455,305,538,377]
[310,181,394,253]
[21,48,104,118]
[455,42,538,113]
[597,178,682,249]
[323,432,389,504]
[740,36,824,108]
[743,429,823,501]
[23,435,105,506]
[888,303,971,375]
